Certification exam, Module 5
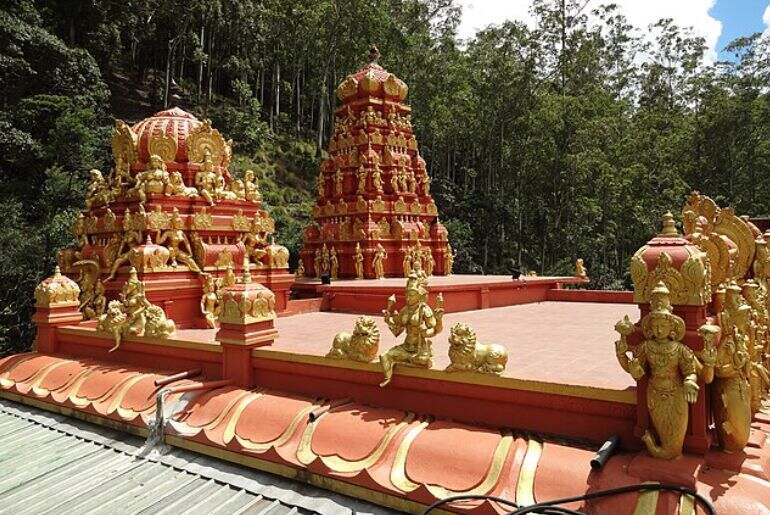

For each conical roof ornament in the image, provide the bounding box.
[659,211,679,237]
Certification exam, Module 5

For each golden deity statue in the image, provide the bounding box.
[575,258,587,279]
[200,273,221,329]
[446,323,508,375]
[243,170,262,203]
[704,287,753,451]
[158,208,201,272]
[419,173,431,195]
[372,166,383,193]
[354,243,364,279]
[321,244,330,276]
[334,169,344,196]
[327,316,381,363]
[97,267,175,351]
[614,282,699,459]
[445,244,454,275]
[194,150,217,205]
[373,243,387,279]
[85,169,110,209]
[357,167,368,194]
[242,217,268,266]
[329,247,339,279]
[423,248,435,276]
[105,208,144,281]
[379,272,444,386]
[132,154,170,203]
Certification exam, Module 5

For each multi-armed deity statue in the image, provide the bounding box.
[616,193,770,459]
[58,107,292,344]
[379,270,444,385]
[300,47,451,279]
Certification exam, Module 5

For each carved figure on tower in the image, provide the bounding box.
[194,150,217,205]
[299,46,451,278]
[354,243,364,279]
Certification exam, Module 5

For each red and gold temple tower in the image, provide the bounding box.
[299,47,450,279]
[58,107,292,329]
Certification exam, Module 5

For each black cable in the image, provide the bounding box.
[420,483,717,515]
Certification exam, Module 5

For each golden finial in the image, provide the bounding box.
[53,266,62,278]
[659,211,679,236]
[368,44,380,64]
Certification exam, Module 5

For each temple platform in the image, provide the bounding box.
[37,299,640,448]
[292,274,593,314]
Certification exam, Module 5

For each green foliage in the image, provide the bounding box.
[0,4,109,354]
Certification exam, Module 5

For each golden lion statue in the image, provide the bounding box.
[327,316,381,363]
[446,323,507,375]
[144,305,176,338]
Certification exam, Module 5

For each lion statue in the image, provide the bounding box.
[97,300,130,352]
[446,323,508,375]
[144,305,176,338]
[327,316,381,363]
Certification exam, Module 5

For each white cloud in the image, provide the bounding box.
[763,2,770,36]
[456,0,722,62]
[456,0,534,40]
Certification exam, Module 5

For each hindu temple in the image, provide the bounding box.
[1,50,770,515]
[299,46,450,280]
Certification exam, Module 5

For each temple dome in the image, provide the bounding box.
[112,107,231,171]
[335,46,408,102]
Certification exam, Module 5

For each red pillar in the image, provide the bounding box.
[215,272,278,388]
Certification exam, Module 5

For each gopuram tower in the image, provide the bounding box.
[58,107,292,330]
[299,47,450,279]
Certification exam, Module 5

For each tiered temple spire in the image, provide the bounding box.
[300,46,450,279]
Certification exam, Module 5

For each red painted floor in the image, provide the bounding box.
[271,301,638,391]
[98,299,638,392]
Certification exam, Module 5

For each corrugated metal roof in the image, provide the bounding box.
[0,399,396,515]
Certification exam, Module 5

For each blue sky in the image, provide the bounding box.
[457,0,770,63]
[712,0,768,56]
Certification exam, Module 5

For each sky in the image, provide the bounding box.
[456,0,770,62]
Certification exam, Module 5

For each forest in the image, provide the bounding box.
[1,0,770,353]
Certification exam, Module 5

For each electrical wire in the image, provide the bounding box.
[420,483,717,515]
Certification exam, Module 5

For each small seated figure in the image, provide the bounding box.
[379,272,444,386]
[85,169,110,208]
[327,316,381,363]
[195,151,217,205]
[446,323,507,375]
[132,155,170,203]
[575,258,588,279]
[244,170,262,203]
